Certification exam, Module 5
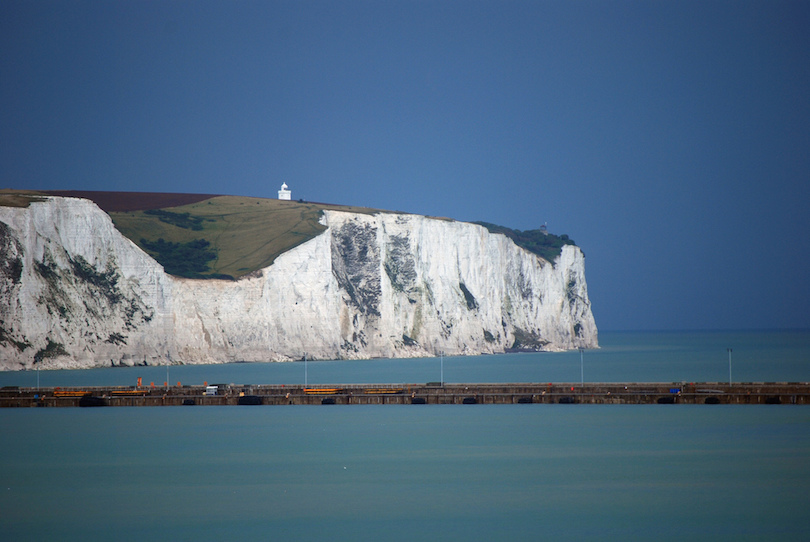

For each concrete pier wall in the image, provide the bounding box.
[2,382,809,407]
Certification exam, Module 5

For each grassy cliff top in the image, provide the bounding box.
[0,189,47,208]
[2,189,574,278]
[108,195,389,279]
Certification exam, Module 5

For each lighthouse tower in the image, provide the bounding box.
[278,182,291,200]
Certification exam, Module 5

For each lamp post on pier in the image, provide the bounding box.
[579,348,584,385]
[34,354,41,390]
[440,351,444,386]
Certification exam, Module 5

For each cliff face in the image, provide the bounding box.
[0,197,597,370]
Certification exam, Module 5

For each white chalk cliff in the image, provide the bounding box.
[0,196,597,370]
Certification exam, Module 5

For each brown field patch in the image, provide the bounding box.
[42,190,221,212]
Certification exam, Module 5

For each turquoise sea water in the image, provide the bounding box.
[2,406,809,541]
[1,331,809,540]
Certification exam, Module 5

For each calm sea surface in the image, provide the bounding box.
[2,331,809,540]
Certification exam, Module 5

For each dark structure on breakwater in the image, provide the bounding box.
[2,382,809,407]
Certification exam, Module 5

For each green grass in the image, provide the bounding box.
[110,196,383,279]
[138,238,221,279]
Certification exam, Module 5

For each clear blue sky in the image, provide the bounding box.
[2,0,809,331]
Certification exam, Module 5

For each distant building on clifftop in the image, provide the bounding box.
[278,182,291,200]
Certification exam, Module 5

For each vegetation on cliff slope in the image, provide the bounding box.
[473,222,577,263]
[139,238,225,279]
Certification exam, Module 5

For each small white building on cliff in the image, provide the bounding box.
[278,183,291,200]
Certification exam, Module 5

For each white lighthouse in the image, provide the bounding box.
[278,182,291,200]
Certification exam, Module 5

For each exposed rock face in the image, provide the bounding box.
[0,196,597,370]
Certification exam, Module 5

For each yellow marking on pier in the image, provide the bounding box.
[304,388,342,395]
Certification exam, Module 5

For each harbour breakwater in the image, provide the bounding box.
[2,382,809,407]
